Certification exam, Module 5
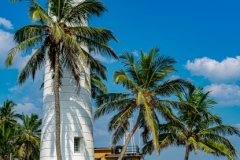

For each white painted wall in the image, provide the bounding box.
[40,59,94,160]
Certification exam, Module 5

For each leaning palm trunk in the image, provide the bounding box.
[118,113,142,160]
[184,144,190,160]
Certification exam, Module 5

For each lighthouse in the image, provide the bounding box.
[40,1,94,159]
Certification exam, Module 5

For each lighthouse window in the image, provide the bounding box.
[74,137,81,153]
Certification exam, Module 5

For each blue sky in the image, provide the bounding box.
[1,0,240,159]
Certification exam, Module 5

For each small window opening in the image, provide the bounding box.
[74,137,81,153]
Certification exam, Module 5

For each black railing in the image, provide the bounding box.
[113,145,140,154]
[125,146,140,154]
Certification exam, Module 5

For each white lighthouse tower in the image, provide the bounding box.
[40,1,94,159]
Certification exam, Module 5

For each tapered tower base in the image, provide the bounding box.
[40,60,94,160]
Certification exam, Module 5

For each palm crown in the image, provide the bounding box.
[0,99,20,125]
[0,100,20,159]
[6,0,118,88]
[143,87,240,160]
[94,47,192,159]
[17,113,42,160]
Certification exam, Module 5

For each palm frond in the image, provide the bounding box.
[89,55,107,80]
[94,93,132,119]
[91,74,107,95]
[62,0,107,25]
[202,125,240,137]
[119,52,142,85]
[111,120,128,145]
[152,79,192,96]
[5,35,42,67]
[71,26,118,43]
[114,69,139,90]
[18,46,45,85]
[108,105,134,131]
[14,25,43,43]
[143,102,160,153]
[76,35,118,59]
[29,1,53,24]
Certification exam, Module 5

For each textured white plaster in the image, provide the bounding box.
[42,115,92,126]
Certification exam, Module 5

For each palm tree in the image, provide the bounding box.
[0,123,19,160]
[0,100,21,160]
[6,0,118,159]
[0,100,20,125]
[17,113,41,160]
[94,48,192,160]
[143,87,240,160]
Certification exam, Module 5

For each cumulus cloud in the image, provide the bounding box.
[94,128,109,137]
[169,75,180,80]
[8,67,44,111]
[91,53,117,64]
[93,115,112,147]
[185,57,240,83]
[0,17,13,30]
[0,29,35,70]
[15,102,42,116]
[8,85,19,92]
[204,84,240,107]
[0,29,15,66]
[132,50,139,57]
[236,123,240,129]
[11,49,37,71]
[0,18,43,116]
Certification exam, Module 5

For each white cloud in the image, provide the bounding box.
[9,85,19,92]
[91,53,117,64]
[169,75,180,80]
[0,17,13,30]
[94,128,109,137]
[132,50,139,57]
[8,68,44,111]
[0,29,15,67]
[235,123,240,129]
[15,103,42,116]
[11,49,36,71]
[0,29,35,70]
[185,56,240,83]
[0,21,43,116]
[93,115,112,146]
[21,96,30,103]
[204,84,240,107]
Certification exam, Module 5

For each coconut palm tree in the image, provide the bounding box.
[6,0,118,159]
[94,48,192,160]
[17,113,41,160]
[0,100,20,159]
[0,122,19,160]
[0,100,20,125]
[143,87,240,160]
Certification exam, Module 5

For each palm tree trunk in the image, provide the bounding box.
[54,44,62,160]
[184,144,190,160]
[118,112,142,160]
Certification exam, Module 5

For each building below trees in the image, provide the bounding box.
[94,146,143,160]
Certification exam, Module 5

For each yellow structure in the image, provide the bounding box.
[94,146,142,160]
